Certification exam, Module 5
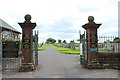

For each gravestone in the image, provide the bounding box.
[78,45,80,51]
[106,40,111,51]
[80,43,83,55]
[70,40,75,50]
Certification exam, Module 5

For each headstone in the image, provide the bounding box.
[106,40,111,51]
[80,43,83,55]
[63,44,67,48]
[70,40,75,50]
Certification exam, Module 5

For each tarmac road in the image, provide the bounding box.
[2,44,119,79]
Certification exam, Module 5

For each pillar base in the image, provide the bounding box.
[19,64,36,72]
[87,63,103,69]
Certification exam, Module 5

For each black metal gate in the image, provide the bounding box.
[80,31,87,67]
[33,31,39,67]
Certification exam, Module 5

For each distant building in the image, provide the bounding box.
[0,19,21,40]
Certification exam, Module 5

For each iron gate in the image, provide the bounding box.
[33,31,38,67]
[80,31,87,67]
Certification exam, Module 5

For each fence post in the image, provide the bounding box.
[18,14,37,72]
[82,16,101,68]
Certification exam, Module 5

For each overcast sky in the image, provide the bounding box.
[0,0,119,43]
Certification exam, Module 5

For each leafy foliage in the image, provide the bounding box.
[77,39,80,41]
[58,39,62,43]
[46,38,56,43]
[63,40,67,43]
[114,37,120,43]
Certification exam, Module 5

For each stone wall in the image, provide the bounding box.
[97,52,120,69]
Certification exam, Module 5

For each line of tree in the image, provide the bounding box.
[46,38,81,44]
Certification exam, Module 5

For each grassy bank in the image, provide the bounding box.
[50,44,80,55]
[38,44,46,51]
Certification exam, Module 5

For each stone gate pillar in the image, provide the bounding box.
[18,14,37,71]
[82,16,101,68]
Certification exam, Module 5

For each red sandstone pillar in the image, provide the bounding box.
[82,16,101,68]
[18,14,37,71]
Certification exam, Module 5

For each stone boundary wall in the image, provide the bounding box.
[89,52,120,69]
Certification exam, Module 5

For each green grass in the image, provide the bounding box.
[50,44,71,51]
[98,50,113,52]
[60,50,80,54]
[50,44,80,55]
[98,48,113,52]
[75,47,79,50]
[55,43,62,46]
[74,43,79,46]
[38,44,46,50]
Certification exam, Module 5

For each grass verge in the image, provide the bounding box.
[38,44,46,51]
[50,44,80,55]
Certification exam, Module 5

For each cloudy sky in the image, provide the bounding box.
[0,0,119,43]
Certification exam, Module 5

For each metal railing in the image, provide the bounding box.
[98,35,120,52]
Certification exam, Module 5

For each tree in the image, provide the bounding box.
[63,40,67,43]
[46,38,56,43]
[114,37,120,43]
[58,39,62,43]
[77,39,80,41]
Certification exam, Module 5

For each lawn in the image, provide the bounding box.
[38,44,46,51]
[50,44,80,55]
[60,50,80,54]
[75,47,79,50]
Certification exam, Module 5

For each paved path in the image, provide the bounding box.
[2,44,118,78]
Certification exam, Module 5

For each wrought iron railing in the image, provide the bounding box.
[98,35,120,52]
